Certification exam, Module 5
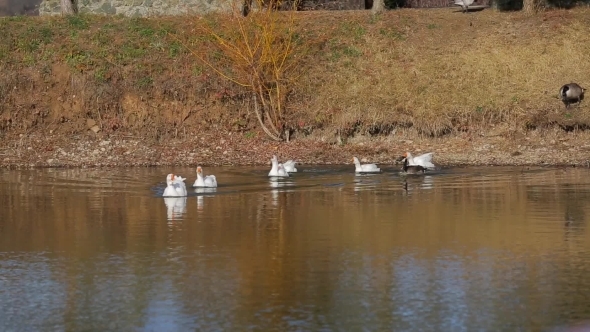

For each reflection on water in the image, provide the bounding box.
[164,197,187,221]
[194,187,217,212]
[1,166,590,330]
[269,178,295,205]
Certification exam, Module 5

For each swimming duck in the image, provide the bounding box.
[173,174,187,196]
[559,83,586,108]
[269,155,289,177]
[353,157,381,173]
[283,160,297,173]
[163,173,187,197]
[401,157,427,174]
[404,152,436,170]
[193,166,218,188]
[455,0,474,12]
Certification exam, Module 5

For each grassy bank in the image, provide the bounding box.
[1,9,590,160]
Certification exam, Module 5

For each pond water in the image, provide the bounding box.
[1,165,590,331]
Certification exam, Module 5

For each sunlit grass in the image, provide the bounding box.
[1,9,590,136]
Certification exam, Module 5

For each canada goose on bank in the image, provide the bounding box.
[559,83,586,108]
[455,0,475,13]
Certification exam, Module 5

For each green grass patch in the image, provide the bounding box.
[94,66,111,83]
[128,17,156,37]
[116,42,147,63]
[136,76,153,89]
[168,41,183,58]
[379,27,406,40]
[340,21,366,40]
[65,49,93,71]
[67,15,89,30]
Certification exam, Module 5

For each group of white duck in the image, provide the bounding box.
[163,166,218,197]
[162,152,435,197]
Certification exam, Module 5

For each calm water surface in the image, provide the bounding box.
[1,165,590,331]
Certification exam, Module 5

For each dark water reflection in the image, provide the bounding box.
[1,166,590,331]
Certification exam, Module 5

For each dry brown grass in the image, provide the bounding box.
[292,9,590,136]
[1,8,590,140]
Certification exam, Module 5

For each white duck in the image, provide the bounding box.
[404,152,436,170]
[283,160,297,173]
[269,155,289,177]
[455,0,475,13]
[176,176,188,196]
[353,157,381,173]
[163,173,187,197]
[193,166,218,188]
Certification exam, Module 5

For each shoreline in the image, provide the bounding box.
[2,127,589,169]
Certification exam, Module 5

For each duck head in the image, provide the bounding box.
[196,166,203,179]
[166,173,175,185]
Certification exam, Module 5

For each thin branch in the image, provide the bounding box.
[253,95,281,141]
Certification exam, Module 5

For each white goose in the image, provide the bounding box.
[269,155,289,177]
[283,160,297,173]
[163,173,187,197]
[173,174,188,196]
[193,166,218,188]
[353,157,381,173]
[404,152,436,170]
[455,0,475,13]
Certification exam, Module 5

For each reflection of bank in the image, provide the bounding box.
[562,189,586,243]
[194,187,217,211]
[164,197,187,221]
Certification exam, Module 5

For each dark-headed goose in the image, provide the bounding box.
[559,83,586,108]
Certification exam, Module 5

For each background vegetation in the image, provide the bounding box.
[1,8,590,142]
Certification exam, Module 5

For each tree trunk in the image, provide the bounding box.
[61,0,77,15]
[523,0,543,14]
[371,0,384,14]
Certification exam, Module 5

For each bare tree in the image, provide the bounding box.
[61,0,77,15]
[371,0,385,14]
